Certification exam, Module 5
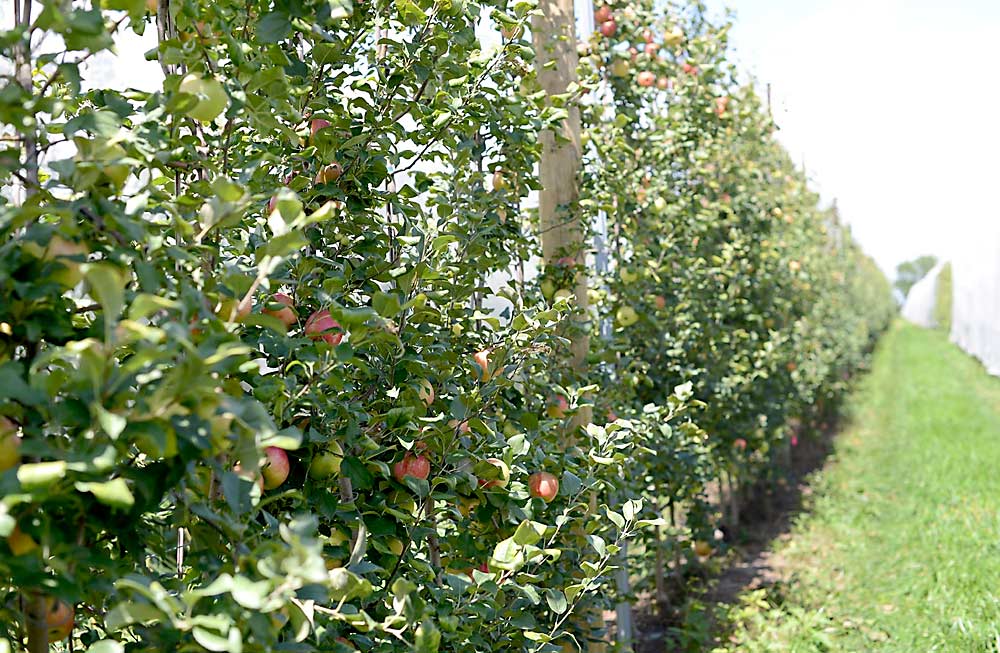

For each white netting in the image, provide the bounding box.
[900,261,945,328]
[951,225,1000,375]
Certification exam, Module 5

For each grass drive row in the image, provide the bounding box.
[716,321,1000,652]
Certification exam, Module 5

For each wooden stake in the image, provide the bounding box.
[532,0,589,394]
[532,1,600,647]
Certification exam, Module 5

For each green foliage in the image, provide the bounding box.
[0,0,892,650]
[893,254,937,300]
[575,0,895,585]
[934,262,952,332]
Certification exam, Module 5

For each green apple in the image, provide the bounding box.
[0,417,20,471]
[616,306,639,327]
[663,26,685,47]
[610,59,630,78]
[309,441,344,480]
[553,288,574,304]
[620,268,639,284]
[179,74,229,122]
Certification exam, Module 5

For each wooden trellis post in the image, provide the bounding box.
[533,2,609,651]
[533,0,589,395]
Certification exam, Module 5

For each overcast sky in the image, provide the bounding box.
[705,0,1000,275]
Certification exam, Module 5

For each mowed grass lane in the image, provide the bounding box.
[719,322,1000,652]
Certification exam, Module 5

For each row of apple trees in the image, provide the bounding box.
[0,0,892,651]
[566,0,895,599]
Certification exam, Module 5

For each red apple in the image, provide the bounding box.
[546,394,569,419]
[628,46,639,61]
[478,457,510,488]
[528,471,559,502]
[472,350,492,382]
[734,438,747,451]
[654,295,666,309]
[0,417,21,472]
[448,419,471,435]
[599,20,617,37]
[264,293,297,328]
[315,163,343,185]
[714,96,730,116]
[393,452,430,482]
[267,194,278,214]
[310,118,331,139]
[642,29,654,43]
[636,71,656,87]
[305,309,343,345]
[594,5,612,23]
[644,42,659,56]
[261,446,290,489]
[682,61,698,75]
[657,76,671,90]
[45,598,74,640]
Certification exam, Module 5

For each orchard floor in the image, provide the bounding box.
[657,321,1000,652]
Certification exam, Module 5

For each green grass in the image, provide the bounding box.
[712,321,1000,652]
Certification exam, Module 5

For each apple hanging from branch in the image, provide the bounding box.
[393,452,431,482]
[305,309,344,345]
[528,472,559,502]
[310,118,331,140]
[0,417,21,472]
[178,74,229,123]
[44,598,75,640]
[263,293,298,328]
[261,446,290,490]
[309,441,344,480]
[315,162,344,185]
[472,350,493,382]
[546,394,569,419]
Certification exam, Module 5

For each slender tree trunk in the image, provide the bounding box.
[14,1,49,649]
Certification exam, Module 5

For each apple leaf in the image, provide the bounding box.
[75,478,135,510]
[17,461,67,490]
[84,640,125,653]
[512,520,546,546]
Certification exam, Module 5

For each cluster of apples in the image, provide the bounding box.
[215,290,345,345]
[387,351,560,503]
[265,118,344,217]
[1,419,77,639]
[391,448,559,503]
[594,4,688,90]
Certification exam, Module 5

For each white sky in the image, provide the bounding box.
[706,0,1000,276]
